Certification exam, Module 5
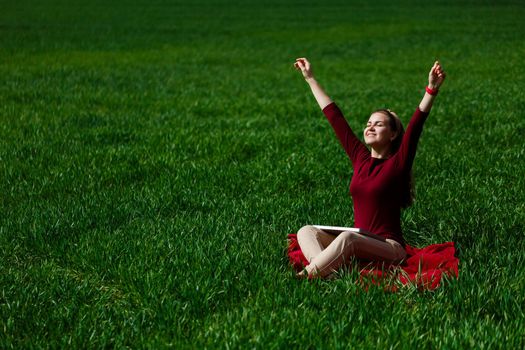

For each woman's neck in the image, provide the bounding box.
[371,147,391,159]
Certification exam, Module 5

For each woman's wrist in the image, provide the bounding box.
[425,85,439,96]
[306,76,317,84]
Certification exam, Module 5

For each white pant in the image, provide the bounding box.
[297,225,406,277]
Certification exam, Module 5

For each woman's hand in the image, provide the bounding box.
[419,61,446,112]
[294,57,332,109]
[428,61,446,90]
[294,57,315,81]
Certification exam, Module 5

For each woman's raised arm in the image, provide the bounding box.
[294,58,369,165]
[294,58,333,110]
[419,61,446,112]
[396,61,448,170]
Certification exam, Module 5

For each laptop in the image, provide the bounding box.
[313,225,386,242]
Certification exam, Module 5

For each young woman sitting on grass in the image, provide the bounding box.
[293,58,446,279]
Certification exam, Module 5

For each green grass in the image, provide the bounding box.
[1,0,525,348]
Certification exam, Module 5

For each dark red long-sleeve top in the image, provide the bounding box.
[323,102,429,246]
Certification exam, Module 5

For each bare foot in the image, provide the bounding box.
[296,270,307,279]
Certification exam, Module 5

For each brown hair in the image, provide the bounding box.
[374,109,415,208]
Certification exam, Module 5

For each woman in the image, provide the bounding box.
[293,58,446,278]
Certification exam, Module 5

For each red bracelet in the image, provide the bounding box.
[425,86,439,96]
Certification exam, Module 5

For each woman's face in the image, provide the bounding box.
[363,112,396,147]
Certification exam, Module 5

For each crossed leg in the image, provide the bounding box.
[296,225,406,278]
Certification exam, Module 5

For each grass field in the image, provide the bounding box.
[1,0,525,348]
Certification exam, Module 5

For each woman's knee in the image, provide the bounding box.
[297,225,318,239]
[335,231,361,254]
[338,230,360,244]
[387,240,407,262]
